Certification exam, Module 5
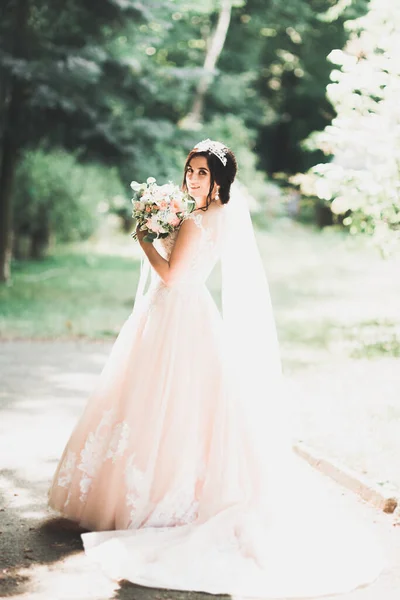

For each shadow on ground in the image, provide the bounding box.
[113,582,230,600]
[0,471,83,597]
[0,471,230,600]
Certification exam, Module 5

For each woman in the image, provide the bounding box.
[48,140,384,598]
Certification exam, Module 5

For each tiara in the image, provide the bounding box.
[194,139,228,166]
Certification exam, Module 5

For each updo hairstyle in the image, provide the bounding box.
[182,143,238,209]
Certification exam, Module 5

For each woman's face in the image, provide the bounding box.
[185,156,212,202]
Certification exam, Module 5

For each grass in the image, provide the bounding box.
[0,247,141,340]
[2,220,400,357]
[258,220,400,371]
[1,219,400,489]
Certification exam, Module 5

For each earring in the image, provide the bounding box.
[215,188,220,201]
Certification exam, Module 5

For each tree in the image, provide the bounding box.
[180,0,233,128]
[208,0,370,174]
[303,0,400,252]
[0,0,30,281]
[0,0,374,280]
[0,0,172,281]
[12,148,124,258]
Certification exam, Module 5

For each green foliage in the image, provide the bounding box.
[302,0,400,252]
[0,0,374,271]
[13,148,125,257]
[211,0,370,175]
[1,1,148,152]
[200,113,272,202]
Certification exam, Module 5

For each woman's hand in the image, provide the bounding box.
[136,223,150,244]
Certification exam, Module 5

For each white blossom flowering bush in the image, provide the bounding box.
[298,0,400,254]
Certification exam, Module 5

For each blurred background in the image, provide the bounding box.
[0,0,399,489]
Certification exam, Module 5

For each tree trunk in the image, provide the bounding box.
[180,0,232,129]
[0,90,21,281]
[0,0,29,282]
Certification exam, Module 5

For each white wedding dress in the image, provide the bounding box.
[48,200,384,598]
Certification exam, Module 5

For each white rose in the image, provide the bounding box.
[149,214,159,228]
[166,211,178,224]
[159,183,174,195]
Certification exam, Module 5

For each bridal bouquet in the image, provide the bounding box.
[131,177,195,243]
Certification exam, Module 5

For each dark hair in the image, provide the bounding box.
[182,143,238,210]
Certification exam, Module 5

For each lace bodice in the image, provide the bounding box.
[149,205,226,290]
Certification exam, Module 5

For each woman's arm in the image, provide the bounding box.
[137,216,203,287]
[138,233,170,283]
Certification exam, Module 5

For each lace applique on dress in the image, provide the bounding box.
[125,453,148,528]
[105,422,131,463]
[78,408,117,501]
[125,451,206,529]
[64,489,73,508]
[57,449,77,488]
[144,477,200,528]
[187,212,203,228]
[145,283,173,316]
[185,211,216,275]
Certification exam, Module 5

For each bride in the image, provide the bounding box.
[48,139,384,598]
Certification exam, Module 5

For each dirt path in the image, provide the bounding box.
[1,341,399,599]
